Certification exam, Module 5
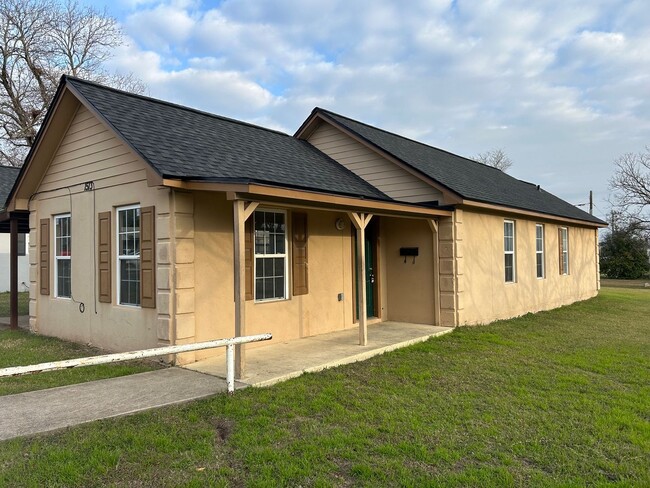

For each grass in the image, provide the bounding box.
[0,287,648,486]
[0,291,29,317]
[0,329,163,396]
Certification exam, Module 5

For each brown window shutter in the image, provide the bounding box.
[98,211,112,303]
[39,218,50,295]
[245,218,254,301]
[140,206,156,308]
[292,212,309,296]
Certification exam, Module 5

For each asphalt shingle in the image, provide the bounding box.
[316,109,605,225]
[66,77,388,201]
[0,166,20,212]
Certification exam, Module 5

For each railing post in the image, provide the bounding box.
[226,343,235,394]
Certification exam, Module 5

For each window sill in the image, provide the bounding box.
[254,297,289,304]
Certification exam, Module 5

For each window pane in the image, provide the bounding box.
[505,254,514,282]
[120,259,140,306]
[57,260,71,298]
[536,254,543,278]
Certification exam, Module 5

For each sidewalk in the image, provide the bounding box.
[0,315,29,330]
[0,368,239,441]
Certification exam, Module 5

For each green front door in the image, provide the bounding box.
[355,233,376,319]
[365,236,375,317]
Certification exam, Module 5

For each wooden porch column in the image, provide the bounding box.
[9,216,18,330]
[233,200,258,379]
[428,219,441,326]
[348,212,373,346]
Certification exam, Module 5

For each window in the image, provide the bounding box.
[559,227,569,275]
[117,206,140,306]
[54,214,71,298]
[17,233,26,256]
[504,220,516,283]
[536,224,545,279]
[254,210,287,301]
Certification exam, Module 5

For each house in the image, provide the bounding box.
[0,166,29,295]
[3,76,606,377]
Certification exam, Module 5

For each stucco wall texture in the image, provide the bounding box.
[458,210,599,325]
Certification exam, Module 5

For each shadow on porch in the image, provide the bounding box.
[183,322,453,387]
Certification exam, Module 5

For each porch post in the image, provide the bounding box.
[348,212,373,346]
[428,219,441,326]
[9,216,18,330]
[233,200,258,379]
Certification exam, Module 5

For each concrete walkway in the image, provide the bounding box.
[0,368,235,441]
[0,315,29,330]
[185,322,454,387]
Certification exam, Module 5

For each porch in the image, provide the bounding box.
[184,321,453,387]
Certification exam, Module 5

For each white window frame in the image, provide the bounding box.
[54,213,71,299]
[560,227,569,275]
[536,224,545,279]
[253,209,289,303]
[504,220,516,283]
[116,204,141,307]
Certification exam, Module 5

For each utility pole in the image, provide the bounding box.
[589,190,593,215]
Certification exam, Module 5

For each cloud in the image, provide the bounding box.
[99,0,650,219]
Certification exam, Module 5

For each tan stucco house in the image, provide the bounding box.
[3,76,606,377]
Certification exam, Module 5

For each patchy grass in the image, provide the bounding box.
[0,329,164,396]
[0,291,29,317]
[0,288,648,486]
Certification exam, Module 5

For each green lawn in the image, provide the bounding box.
[0,291,29,316]
[1,288,648,487]
[0,329,163,396]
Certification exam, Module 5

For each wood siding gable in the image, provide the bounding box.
[306,122,443,204]
[38,105,151,193]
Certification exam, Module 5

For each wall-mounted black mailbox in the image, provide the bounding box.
[400,247,419,257]
[400,247,419,263]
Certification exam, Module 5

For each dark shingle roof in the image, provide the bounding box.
[315,108,605,225]
[0,166,20,212]
[65,77,387,201]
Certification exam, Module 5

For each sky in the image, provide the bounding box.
[82,0,650,222]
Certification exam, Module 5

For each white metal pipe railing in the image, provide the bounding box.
[0,333,272,393]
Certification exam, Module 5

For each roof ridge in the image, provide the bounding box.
[315,107,505,172]
[64,75,292,138]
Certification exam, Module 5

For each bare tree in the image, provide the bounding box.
[475,148,513,172]
[0,0,144,167]
[610,147,650,234]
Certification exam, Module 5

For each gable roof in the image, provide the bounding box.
[305,108,605,225]
[0,166,20,212]
[65,77,387,201]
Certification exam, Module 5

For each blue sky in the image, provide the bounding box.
[81,0,650,220]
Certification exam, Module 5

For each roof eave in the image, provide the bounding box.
[460,199,608,228]
[162,178,452,219]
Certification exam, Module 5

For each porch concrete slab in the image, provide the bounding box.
[0,367,237,441]
[185,322,454,387]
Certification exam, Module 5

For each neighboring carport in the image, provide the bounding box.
[0,166,30,330]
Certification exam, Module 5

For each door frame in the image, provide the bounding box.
[352,217,381,321]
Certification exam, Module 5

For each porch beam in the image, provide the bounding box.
[428,219,441,326]
[348,212,373,346]
[9,216,18,330]
[233,200,256,379]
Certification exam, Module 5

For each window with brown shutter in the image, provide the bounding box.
[39,218,50,295]
[244,218,253,300]
[140,206,156,308]
[98,211,112,303]
[292,212,308,296]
